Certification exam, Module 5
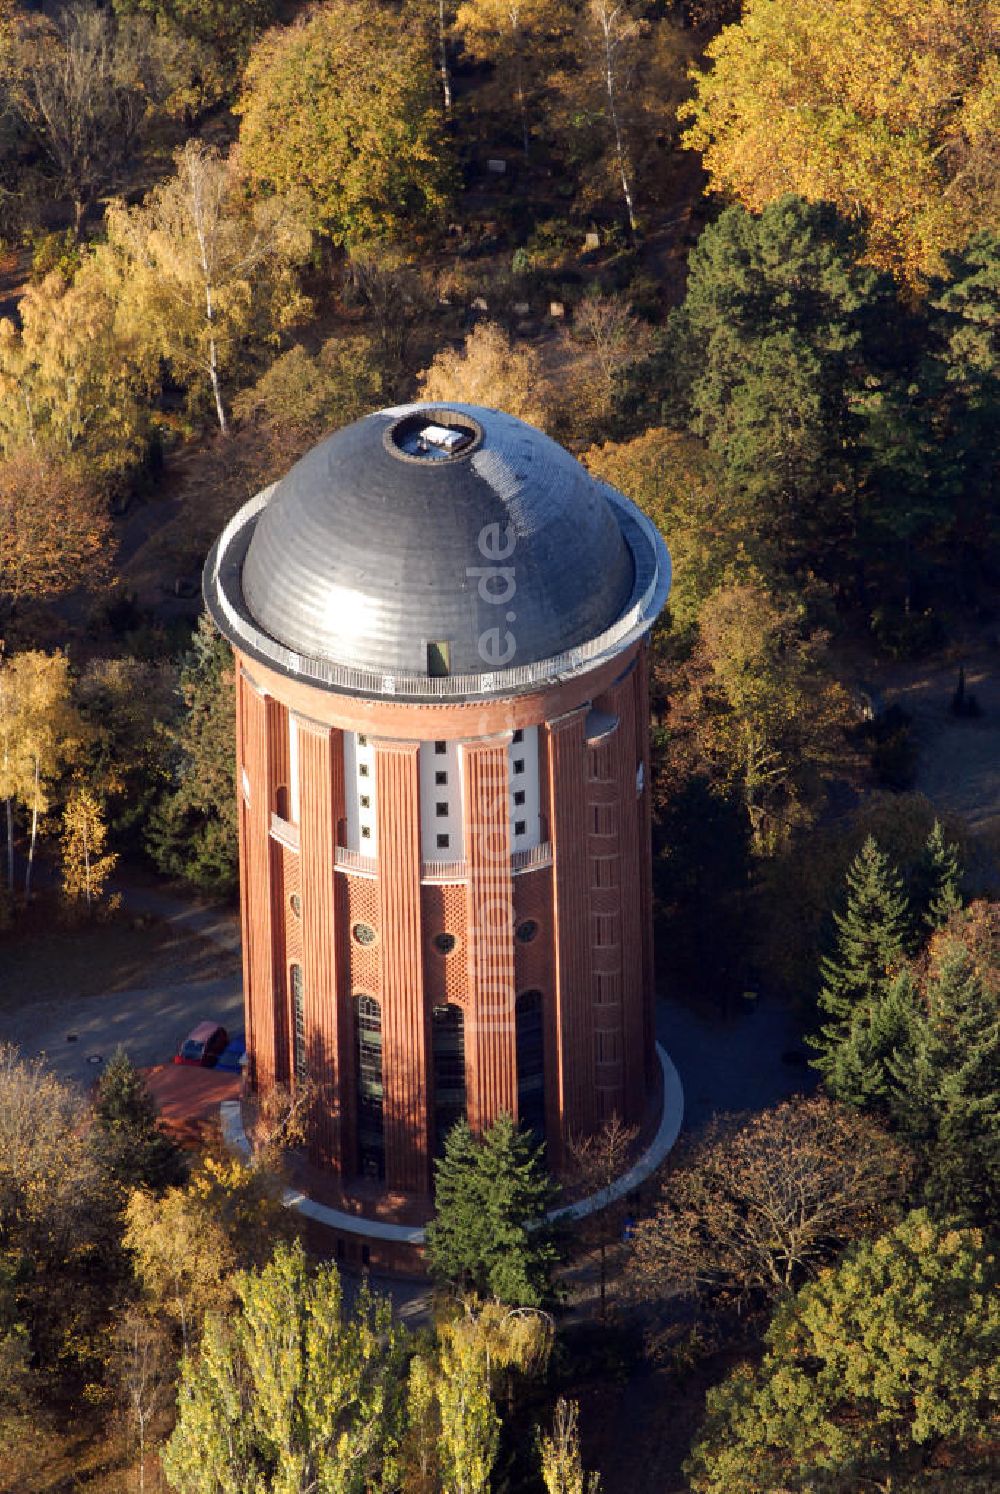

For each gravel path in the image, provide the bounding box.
[655,988,814,1134]
[0,883,242,1087]
[117,883,242,957]
[2,972,243,1087]
[2,872,811,1333]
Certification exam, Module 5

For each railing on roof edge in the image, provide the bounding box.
[210,483,666,701]
[331,843,552,881]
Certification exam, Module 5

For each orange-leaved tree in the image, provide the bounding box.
[681,0,1000,287]
[0,448,113,621]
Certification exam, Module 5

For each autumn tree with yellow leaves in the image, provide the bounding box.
[160,1240,410,1494]
[125,1186,236,1351]
[125,1153,290,1350]
[552,3,692,231]
[433,1312,501,1494]
[0,261,155,484]
[0,649,82,898]
[60,784,118,915]
[236,0,451,247]
[455,0,568,156]
[418,321,554,430]
[0,448,113,622]
[105,139,310,434]
[584,427,734,637]
[661,581,855,856]
[537,1398,601,1494]
[681,0,1000,287]
[408,1298,554,1494]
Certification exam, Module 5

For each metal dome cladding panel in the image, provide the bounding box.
[239,403,636,677]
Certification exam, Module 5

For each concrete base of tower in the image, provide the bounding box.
[221,1045,684,1278]
[222,1045,681,1278]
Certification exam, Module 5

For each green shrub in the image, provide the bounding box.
[870,605,945,660]
[862,705,918,790]
[29,228,81,284]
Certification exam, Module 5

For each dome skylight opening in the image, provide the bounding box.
[387,410,482,462]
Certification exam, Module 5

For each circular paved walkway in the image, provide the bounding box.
[220,1044,684,1245]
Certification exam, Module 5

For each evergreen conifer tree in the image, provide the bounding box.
[820,838,912,1020]
[888,941,1000,1223]
[913,819,964,933]
[815,968,921,1111]
[146,614,237,892]
[94,1047,188,1193]
[811,838,912,1084]
[425,1118,492,1297]
[426,1114,560,1306]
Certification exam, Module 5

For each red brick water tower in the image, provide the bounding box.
[204,403,670,1200]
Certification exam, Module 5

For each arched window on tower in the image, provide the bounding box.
[431,1003,466,1155]
[516,990,546,1146]
[290,964,307,1083]
[355,995,384,1179]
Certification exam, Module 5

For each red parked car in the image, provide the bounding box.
[174,1022,228,1067]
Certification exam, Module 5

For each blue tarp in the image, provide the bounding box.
[215,1034,246,1073]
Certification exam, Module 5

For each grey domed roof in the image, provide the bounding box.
[205,402,671,702]
[239,403,635,676]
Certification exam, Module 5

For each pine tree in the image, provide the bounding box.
[146,614,238,892]
[812,837,912,1063]
[888,941,1000,1224]
[665,196,900,589]
[424,1118,492,1297]
[815,968,921,1111]
[94,1048,188,1193]
[425,1114,561,1306]
[811,838,914,1094]
[914,819,963,933]
[478,1113,561,1307]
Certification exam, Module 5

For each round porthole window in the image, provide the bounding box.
[352,921,377,946]
[516,919,539,944]
[434,932,457,956]
[289,893,302,919]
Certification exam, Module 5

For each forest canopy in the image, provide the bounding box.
[682,0,1000,286]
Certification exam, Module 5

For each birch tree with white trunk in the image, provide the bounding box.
[456,0,567,158]
[0,650,81,899]
[590,0,641,233]
[105,139,310,434]
[551,8,691,233]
